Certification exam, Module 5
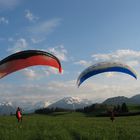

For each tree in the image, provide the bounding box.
[121,103,129,113]
[116,104,121,113]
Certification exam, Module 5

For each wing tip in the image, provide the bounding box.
[77,80,80,88]
[59,67,62,73]
[134,75,137,80]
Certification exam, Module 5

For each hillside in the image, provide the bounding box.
[103,94,140,105]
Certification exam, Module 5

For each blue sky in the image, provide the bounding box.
[0,0,140,104]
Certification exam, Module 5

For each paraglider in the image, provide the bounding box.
[0,50,62,78]
[77,62,137,87]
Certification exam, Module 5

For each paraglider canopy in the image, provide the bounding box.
[0,50,62,79]
[77,61,137,87]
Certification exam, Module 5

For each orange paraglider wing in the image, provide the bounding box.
[0,50,62,78]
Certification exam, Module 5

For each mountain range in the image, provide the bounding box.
[103,94,140,105]
[0,97,93,115]
[0,94,140,115]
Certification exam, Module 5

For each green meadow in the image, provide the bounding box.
[0,112,140,140]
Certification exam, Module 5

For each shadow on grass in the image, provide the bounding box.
[29,133,44,140]
[69,129,88,140]
[47,112,72,117]
[83,112,97,118]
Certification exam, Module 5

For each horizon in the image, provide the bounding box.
[1,92,140,106]
[0,0,140,104]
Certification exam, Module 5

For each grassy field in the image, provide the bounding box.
[0,112,140,140]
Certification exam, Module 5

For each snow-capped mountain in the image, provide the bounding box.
[34,101,51,109]
[48,97,93,109]
[0,102,16,115]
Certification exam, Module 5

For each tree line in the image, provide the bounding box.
[35,107,73,114]
[35,103,129,115]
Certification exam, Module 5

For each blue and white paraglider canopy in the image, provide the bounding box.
[77,61,137,87]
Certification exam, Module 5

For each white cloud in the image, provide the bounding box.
[28,18,61,35]
[39,68,58,77]
[75,50,140,67]
[0,76,139,103]
[25,10,39,22]
[91,49,140,68]
[48,45,67,61]
[26,18,62,44]
[74,60,92,67]
[22,67,61,80]
[15,38,28,48]
[43,79,139,102]
[8,38,28,53]
[126,60,139,67]
[47,68,59,75]
[115,50,140,58]
[31,37,45,44]
[22,69,39,80]
[0,17,9,24]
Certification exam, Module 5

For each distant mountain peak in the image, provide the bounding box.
[62,97,82,104]
[103,96,129,105]
[48,96,92,109]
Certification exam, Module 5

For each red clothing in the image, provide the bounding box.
[17,111,21,119]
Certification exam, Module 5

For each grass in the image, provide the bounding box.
[128,104,140,112]
[0,112,140,140]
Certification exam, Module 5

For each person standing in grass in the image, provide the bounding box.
[16,107,22,123]
[110,111,115,122]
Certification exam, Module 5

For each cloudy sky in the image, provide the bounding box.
[0,0,140,103]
